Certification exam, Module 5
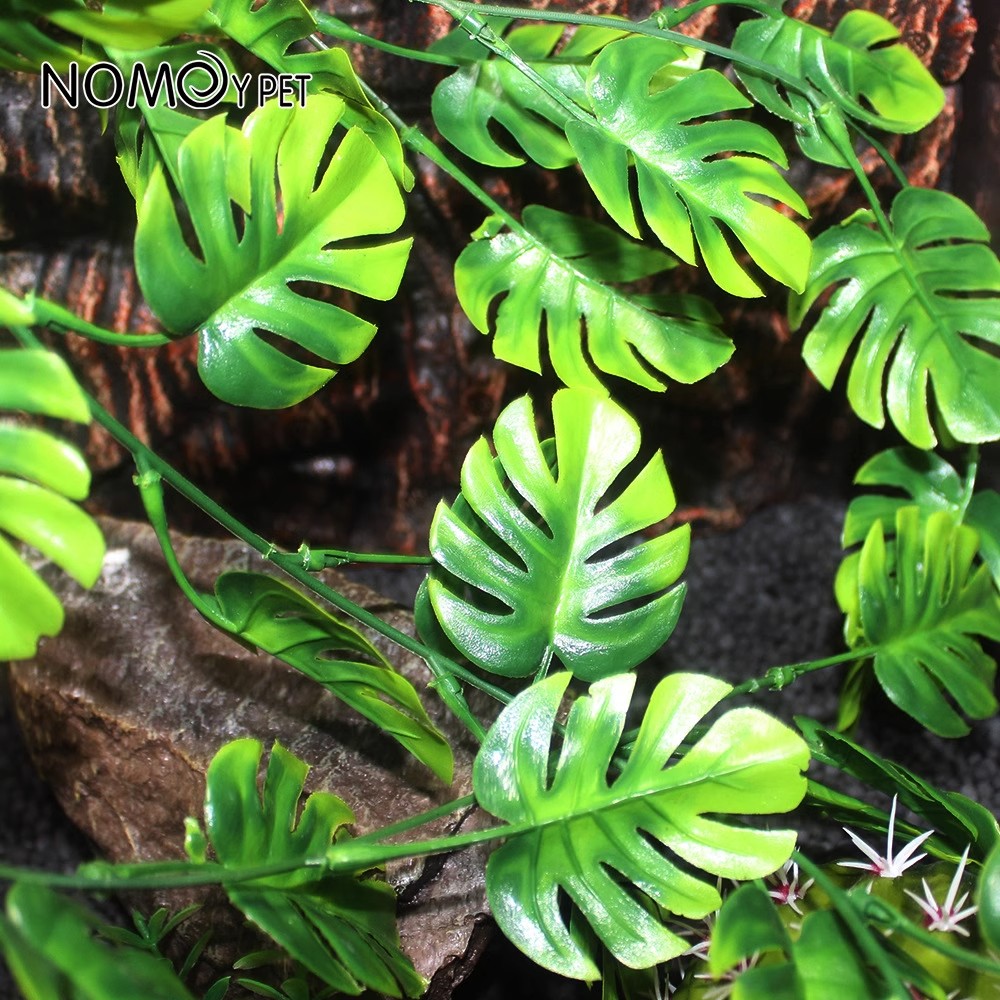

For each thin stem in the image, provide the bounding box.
[793,852,912,1000]
[348,792,478,846]
[313,12,460,66]
[29,295,171,348]
[728,646,875,697]
[656,0,777,27]
[297,542,433,570]
[853,122,910,189]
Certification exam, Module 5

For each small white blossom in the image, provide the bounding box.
[904,845,978,936]
[768,859,814,916]
[840,795,934,888]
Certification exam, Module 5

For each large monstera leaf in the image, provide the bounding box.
[455,205,731,392]
[790,187,1000,448]
[474,671,810,979]
[567,35,811,298]
[189,739,424,998]
[0,347,105,660]
[135,94,412,408]
[732,9,944,167]
[427,389,689,680]
[851,507,1000,738]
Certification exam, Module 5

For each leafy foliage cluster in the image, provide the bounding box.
[1,0,1000,998]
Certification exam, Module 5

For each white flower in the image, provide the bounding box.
[904,845,978,936]
[768,859,814,916]
[839,795,934,887]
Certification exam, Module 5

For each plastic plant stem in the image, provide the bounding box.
[29,294,172,348]
[312,13,460,66]
[852,122,910,190]
[656,0,783,27]
[860,895,1000,977]
[347,792,478,847]
[728,647,875,697]
[296,542,433,569]
[412,0,809,94]
[959,445,980,518]
[793,852,913,1000]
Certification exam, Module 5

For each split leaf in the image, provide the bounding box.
[568,36,811,297]
[732,9,944,166]
[428,389,689,679]
[135,94,412,408]
[475,671,809,978]
[852,507,1000,737]
[191,739,425,997]
[790,187,1000,448]
[455,205,731,391]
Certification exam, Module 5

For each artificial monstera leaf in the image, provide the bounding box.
[837,447,1000,593]
[0,348,105,660]
[475,671,809,979]
[427,389,689,680]
[135,93,412,408]
[208,0,410,188]
[851,507,1000,738]
[455,205,731,392]
[190,739,424,998]
[0,884,196,1000]
[0,0,211,70]
[732,9,943,167]
[431,21,696,169]
[566,35,810,298]
[204,572,453,783]
[790,187,1000,448]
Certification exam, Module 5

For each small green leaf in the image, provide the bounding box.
[135,94,412,408]
[568,36,811,297]
[733,9,944,166]
[791,187,1000,448]
[455,205,732,392]
[1,884,196,999]
[0,287,34,326]
[978,841,1000,953]
[207,572,453,783]
[854,507,1000,737]
[476,671,809,979]
[201,739,425,998]
[428,389,689,679]
[0,348,104,660]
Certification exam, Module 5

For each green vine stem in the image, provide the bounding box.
[728,647,875,697]
[312,12,460,66]
[28,293,172,348]
[296,542,433,570]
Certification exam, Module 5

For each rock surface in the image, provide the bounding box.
[8,519,491,996]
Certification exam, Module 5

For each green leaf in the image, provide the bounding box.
[208,0,411,188]
[0,348,105,660]
[475,670,809,979]
[708,884,882,1000]
[979,841,1000,953]
[431,20,638,169]
[0,884,196,999]
[567,36,811,297]
[790,187,1000,448]
[797,719,1000,859]
[0,0,212,69]
[854,507,1000,737]
[455,204,732,392]
[195,739,425,998]
[428,389,689,679]
[134,94,412,408]
[206,572,453,783]
[732,9,944,167]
